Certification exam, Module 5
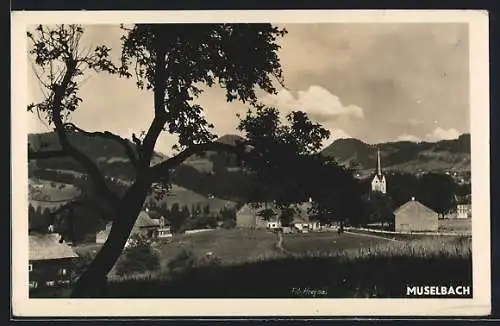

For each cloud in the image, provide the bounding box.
[329,128,351,140]
[397,134,421,142]
[261,85,365,122]
[425,127,460,141]
[396,127,460,143]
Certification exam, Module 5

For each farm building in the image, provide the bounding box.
[394,198,439,233]
[455,195,472,219]
[96,210,171,244]
[132,210,162,238]
[236,201,320,232]
[289,202,321,232]
[236,202,280,229]
[29,233,79,290]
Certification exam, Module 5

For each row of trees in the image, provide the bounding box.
[374,171,468,217]
[146,202,237,233]
[331,171,471,230]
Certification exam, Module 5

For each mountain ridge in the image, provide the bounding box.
[321,133,471,174]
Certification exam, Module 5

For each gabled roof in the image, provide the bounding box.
[237,202,280,215]
[372,173,386,181]
[394,200,437,215]
[29,233,79,261]
[134,211,160,228]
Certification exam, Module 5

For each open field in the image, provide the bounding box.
[154,229,279,267]
[100,234,471,298]
[148,184,237,214]
[30,171,236,214]
[38,229,472,298]
[439,218,472,233]
[29,178,81,210]
[282,231,394,255]
[366,218,472,234]
[29,179,80,201]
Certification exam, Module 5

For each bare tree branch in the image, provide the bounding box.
[48,60,120,205]
[139,40,168,169]
[64,122,139,170]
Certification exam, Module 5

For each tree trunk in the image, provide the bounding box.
[71,179,151,298]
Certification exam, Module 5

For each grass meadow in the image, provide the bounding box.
[43,229,471,299]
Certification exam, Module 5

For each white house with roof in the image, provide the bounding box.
[96,210,171,246]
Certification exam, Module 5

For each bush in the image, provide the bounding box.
[167,248,196,275]
[221,218,236,229]
[115,240,161,277]
[197,252,222,267]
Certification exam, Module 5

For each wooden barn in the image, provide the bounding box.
[236,202,280,229]
[96,210,166,245]
[394,198,439,233]
[236,201,318,232]
[29,233,79,290]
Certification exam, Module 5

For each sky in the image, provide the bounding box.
[27,23,470,156]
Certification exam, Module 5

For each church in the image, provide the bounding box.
[370,148,387,194]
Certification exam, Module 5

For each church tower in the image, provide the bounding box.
[371,147,387,194]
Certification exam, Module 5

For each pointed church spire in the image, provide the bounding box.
[376,147,382,176]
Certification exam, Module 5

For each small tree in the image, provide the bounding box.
[418,172,457,217]
[114,234,160,277]
[203,204,210,216]
[258,208,277,221]
[279,206,295,227]
[365,192,395,229]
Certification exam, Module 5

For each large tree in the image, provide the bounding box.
[27,23,289,297]
[418,172,458,217]
[28,24,360,297]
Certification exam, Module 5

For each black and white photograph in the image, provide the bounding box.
[11,10,490,317]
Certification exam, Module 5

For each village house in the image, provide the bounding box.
[394,197,439,233]
[455,195,472,219]
[29,232,79,290]
[144,209,172,238]
[236,200,320,232]
[290,201,321,232]
[96,210,171,245]
[266,220,282,230]
[236,202,280,229]
[156,215,172,239]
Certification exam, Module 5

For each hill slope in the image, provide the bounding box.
[29,131,472,213]
[321,134,471,174]
[29,132,167,166]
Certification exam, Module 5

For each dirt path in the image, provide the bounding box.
[345,230,401,242]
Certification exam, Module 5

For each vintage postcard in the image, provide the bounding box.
[11,10,490,317]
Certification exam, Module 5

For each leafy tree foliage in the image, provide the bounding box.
[418,172,458,217]
[364,192,395,229]
[236,106,331,205]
